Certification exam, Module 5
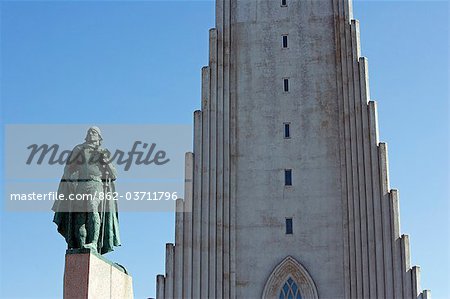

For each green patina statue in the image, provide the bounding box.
[52,126,121,254]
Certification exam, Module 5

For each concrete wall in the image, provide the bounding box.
[156,0,430,298]
[233,0,344,298]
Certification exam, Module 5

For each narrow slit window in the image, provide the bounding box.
[286,218,293,234]
[282,35,288,48]
[283,78,289,92]
[281,0,287,7]
[285,169,292,186]
[284,123,290,138]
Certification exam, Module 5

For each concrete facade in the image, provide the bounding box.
[156,0,430,298]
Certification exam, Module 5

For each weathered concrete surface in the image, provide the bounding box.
[156,0,430,298]
[233,0,344,298]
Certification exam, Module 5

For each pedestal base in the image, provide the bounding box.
[64,249,133,299]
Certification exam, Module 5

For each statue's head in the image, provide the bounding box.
[85,126,103,145]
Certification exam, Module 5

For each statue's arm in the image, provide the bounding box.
[64,146,82,180]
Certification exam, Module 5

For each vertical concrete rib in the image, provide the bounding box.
[183,153,194,299]
[401,234,413,299]
[215,2,225,298]
[229,1,237,296]
[343,8,362,298]
[165,243,174,299]
[390,189,403,299]
[344,0,354,20]
[379,142,394,297]
[337,0,357,296]
[350,19,369,299]
[174,199,184,298]
[200,65,211,299]
[368,101,385,295]
[359,57,377,299]
[421,290,432,299]
[222,0,231,297]
[156,275,165,299]
[359,58,371,102]
[192,111,203,299]
[332,0,350,297]
[208,27,218,299]
[412,266,421,299]
[216,0,223,31]
[342,0,350,21]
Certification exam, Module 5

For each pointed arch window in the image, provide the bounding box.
[279,277,302,299]
[262,256,318,299]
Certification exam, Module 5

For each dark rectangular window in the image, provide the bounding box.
[281,0,287,7]
[285,169,292,186]
[283,78,289,92]
[284,123,290,138]
[282,35,288,48]
[286,218,293,234]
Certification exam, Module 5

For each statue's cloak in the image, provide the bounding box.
[52,144,121,255]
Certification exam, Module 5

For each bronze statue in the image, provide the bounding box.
[52,126,121,254]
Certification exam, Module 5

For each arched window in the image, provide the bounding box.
[262,256,318,299]
[279,277,302,299]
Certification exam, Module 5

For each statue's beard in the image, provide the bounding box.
[85,137,100,148]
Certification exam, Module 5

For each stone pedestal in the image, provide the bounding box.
[64,249,133,299]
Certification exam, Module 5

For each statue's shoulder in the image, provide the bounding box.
[73,143,86,151]
[68,144,86,157]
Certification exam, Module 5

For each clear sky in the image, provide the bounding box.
[0,1,448,298]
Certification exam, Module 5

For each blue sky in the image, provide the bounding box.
[0,1,448,298]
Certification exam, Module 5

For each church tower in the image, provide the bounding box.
[156,0,430,298]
